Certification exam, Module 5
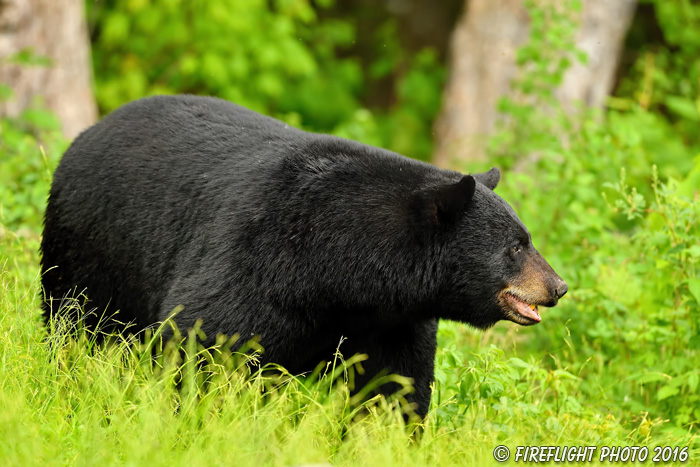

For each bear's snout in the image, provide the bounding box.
[498,248,567,325]
[554,278,568,300]
[542,275,568,307]
[532,252,567,306]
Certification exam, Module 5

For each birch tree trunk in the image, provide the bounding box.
[0,0,97,139]
[433,0,637,168]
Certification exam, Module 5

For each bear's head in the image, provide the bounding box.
[425,167,567,328]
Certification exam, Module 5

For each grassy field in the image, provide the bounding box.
[1,118,699,465]
[1,230,695,466]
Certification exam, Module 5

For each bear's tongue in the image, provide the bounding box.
[506,293,541,322]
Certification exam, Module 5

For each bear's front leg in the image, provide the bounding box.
[343,319,438,418]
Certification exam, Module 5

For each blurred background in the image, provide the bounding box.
[2,0,697,165]
[1,0,699,455]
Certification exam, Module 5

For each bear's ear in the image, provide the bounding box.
[432,175,476,225]
[473,167,500,190]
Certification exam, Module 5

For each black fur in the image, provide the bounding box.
[41,95,546,416]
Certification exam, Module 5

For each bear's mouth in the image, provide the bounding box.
[500,291,540,325]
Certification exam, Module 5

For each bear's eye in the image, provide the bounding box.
[512,245,523,253]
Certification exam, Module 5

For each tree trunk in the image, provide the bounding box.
[0,0,97,139]
[556,0,637,110]
[433,0,637,168]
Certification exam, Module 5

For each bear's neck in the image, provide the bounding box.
[245,144,455,323]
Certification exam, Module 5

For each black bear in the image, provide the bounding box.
[41,95,567,416]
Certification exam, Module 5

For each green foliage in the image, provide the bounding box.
[615,0,700,148]
[0,110,66,236]
[476,0,700,433]
[5,48,53,67]
[515,0,584,99]
[598,167,700,427]
[86,0,444,160]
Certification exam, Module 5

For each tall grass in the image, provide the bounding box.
[1,226,697,466]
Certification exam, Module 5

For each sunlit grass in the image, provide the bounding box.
[1,228,697,466]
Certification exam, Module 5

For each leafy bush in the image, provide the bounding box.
[455,0,700,432]
[596,167,700,427]
[0,106,66,236]
[616,0,700,149]
[86,0,444,160]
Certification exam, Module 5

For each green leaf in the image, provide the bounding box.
[102,12,130,45]
[668,243,687,254]
[508,357,531,369]
[553,369,579,380]
[686,245,700,258]
[688,372,699,393]
[687,278,700,303]
[689,335,700,350]
[665,96,699,121]
[657,385,680,401]
[9,48,52,66]
[636,372,670,384]
[19,108,61,131]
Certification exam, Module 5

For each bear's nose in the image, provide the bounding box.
[554,280,568,299]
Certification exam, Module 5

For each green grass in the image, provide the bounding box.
[1,224,697,466]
